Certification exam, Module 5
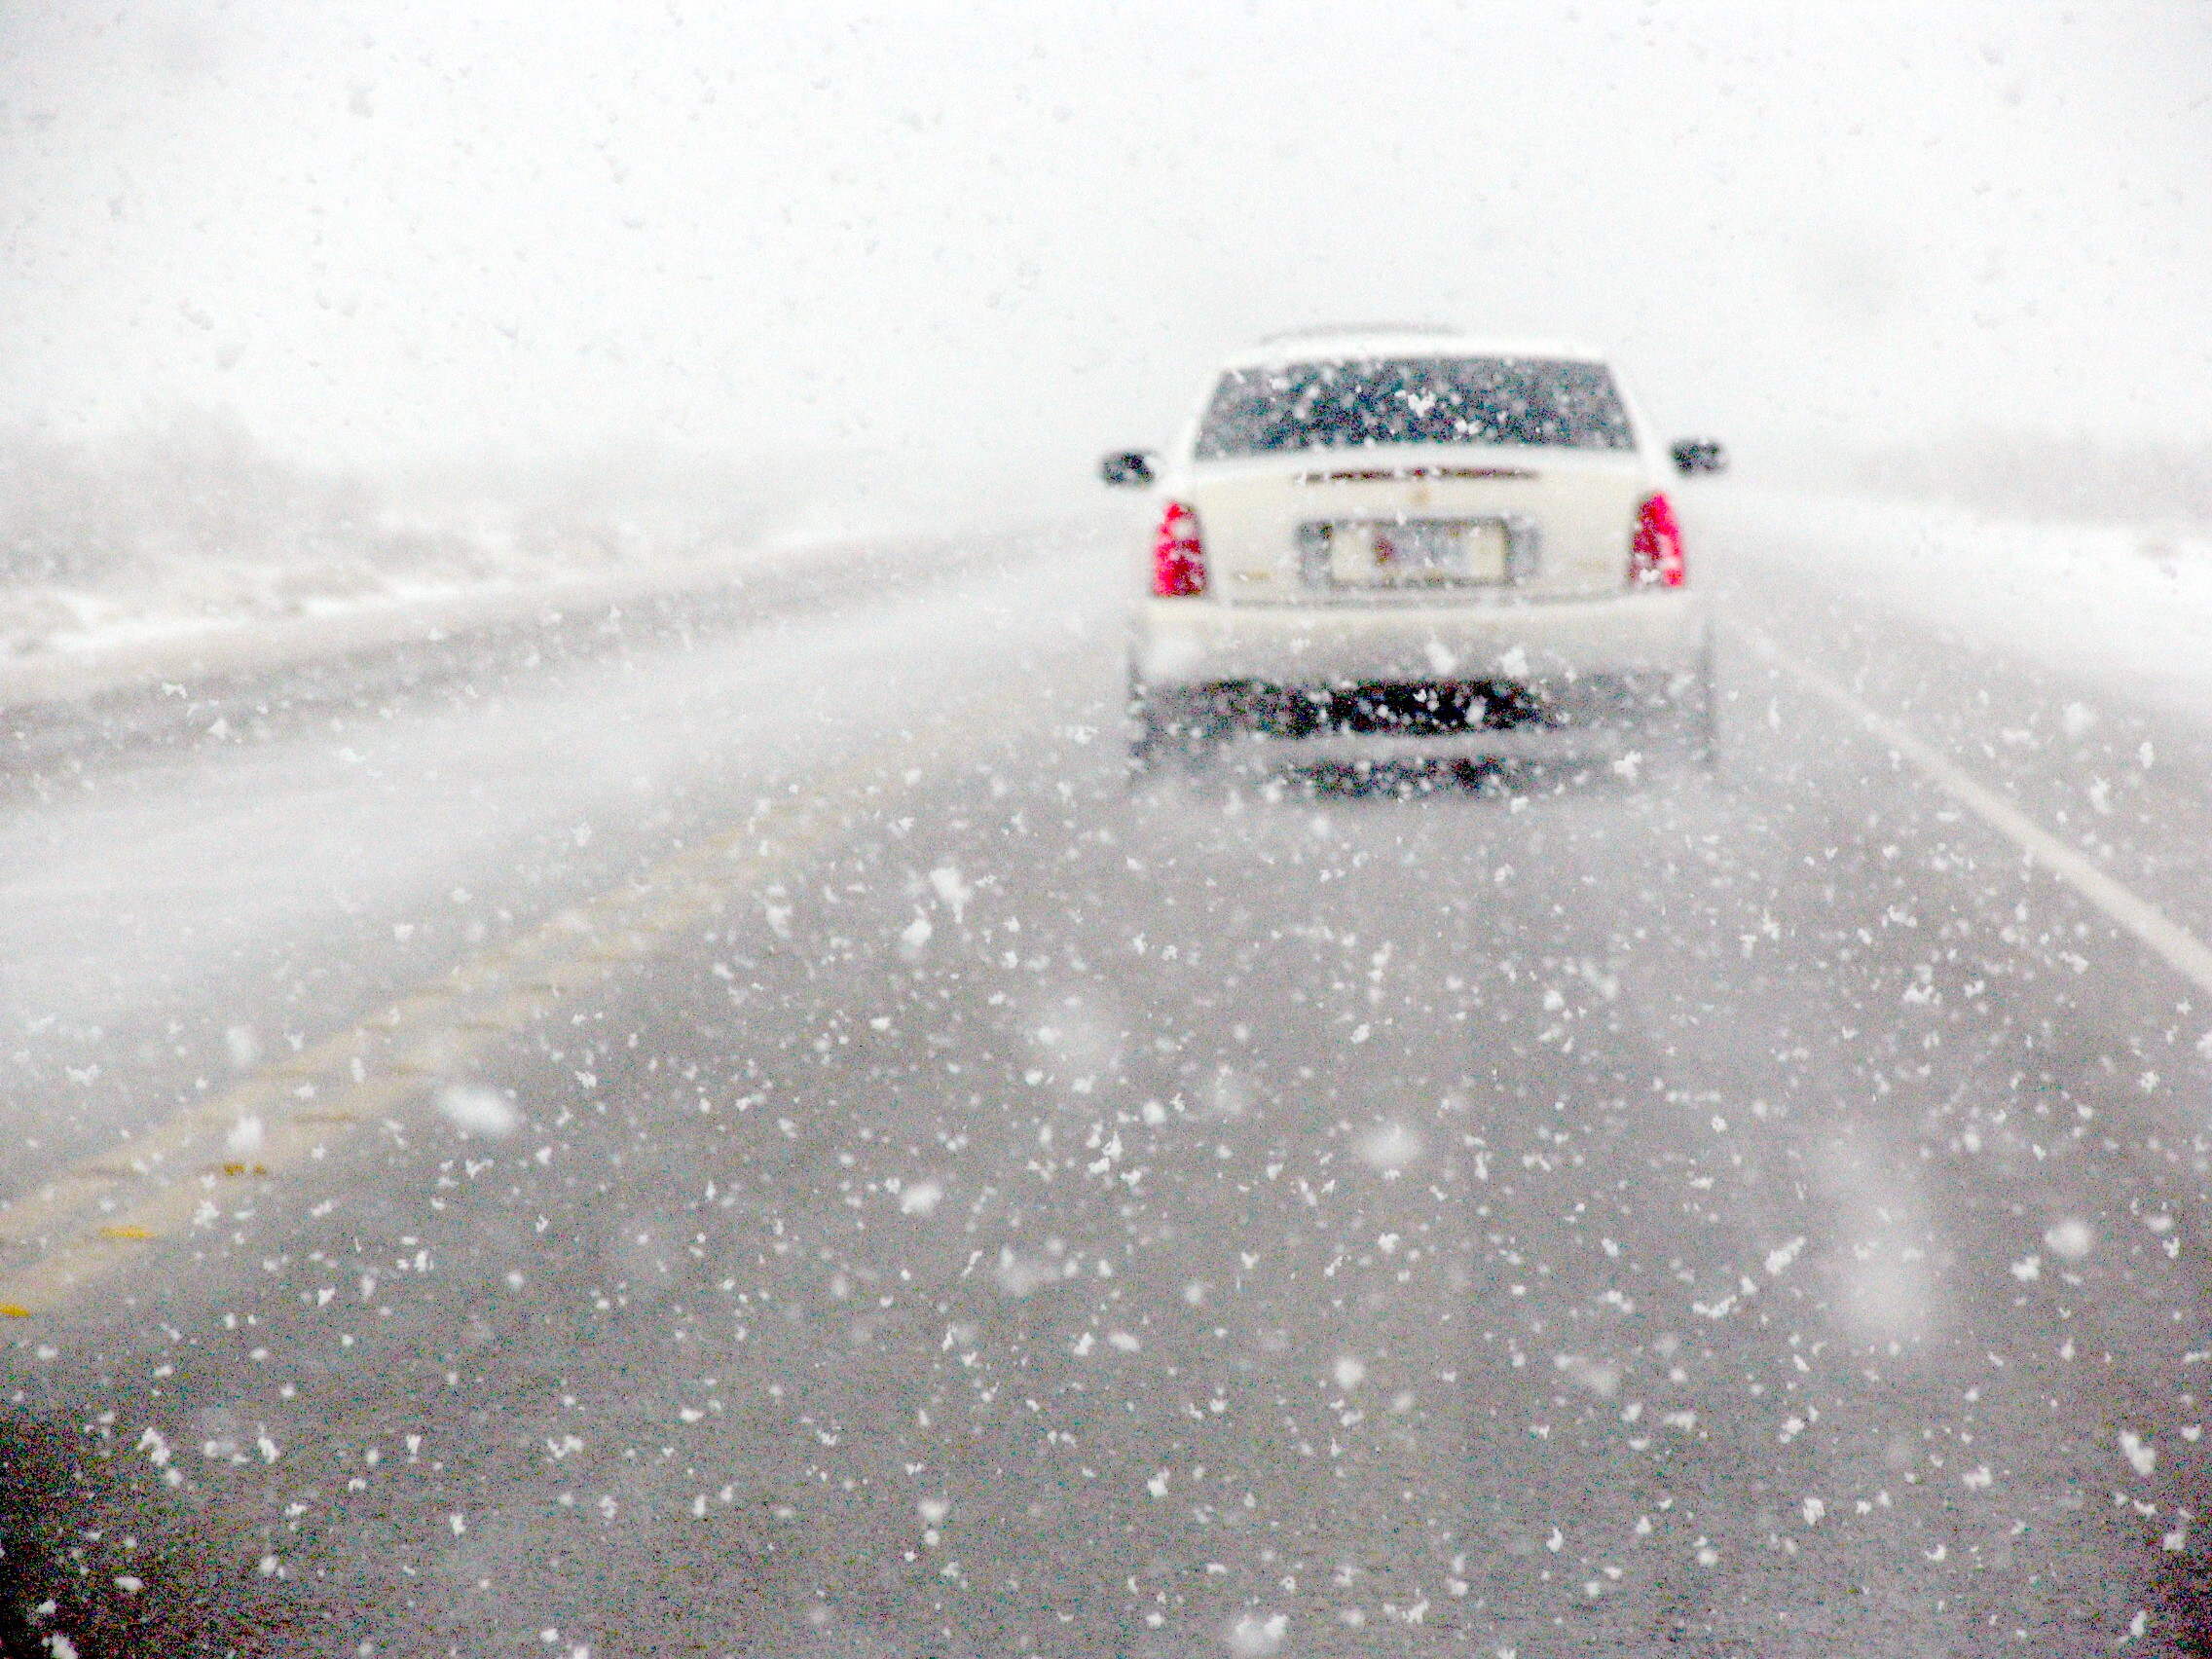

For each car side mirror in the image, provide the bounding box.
[1100,451,1157,488]
[1670,438,1728,476]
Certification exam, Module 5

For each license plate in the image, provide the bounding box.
[1308,519,1509,588]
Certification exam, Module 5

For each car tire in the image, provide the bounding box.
[1642,635,1719,778]
[1127,674,1179,780]
[1128,673,1225,780]
[1128,682,1164,778]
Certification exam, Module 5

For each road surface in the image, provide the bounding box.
[3,496,2210,1657]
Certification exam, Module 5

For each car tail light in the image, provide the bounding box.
[1153,500,1206,597]
[1630,492,1685,588]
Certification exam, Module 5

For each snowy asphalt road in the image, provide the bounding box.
[5,499,2212,1657]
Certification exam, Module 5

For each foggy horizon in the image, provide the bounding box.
[3,0,2208,481]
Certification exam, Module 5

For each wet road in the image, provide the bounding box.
[4,498,2212,1657]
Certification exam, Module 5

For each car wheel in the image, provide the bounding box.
[1643,636,1719,778]
[1127,673,1185,780]
[1128,680,1164,778]
[1128,674,1227,780]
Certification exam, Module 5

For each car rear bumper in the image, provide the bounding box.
[1131,588,1708,689]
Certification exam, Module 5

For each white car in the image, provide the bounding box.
[1103,329,1723,778]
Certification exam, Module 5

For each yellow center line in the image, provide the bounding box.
[0,712,981,1318]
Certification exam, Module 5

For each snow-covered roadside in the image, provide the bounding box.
[0,499,1101,717]
[9,543,686,663]
[0,417,1095,708]
[0,527,901,712]
[1701,487,2212,722]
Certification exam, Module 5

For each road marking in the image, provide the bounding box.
[0,719,973,1319]
[1751,632,2212,999]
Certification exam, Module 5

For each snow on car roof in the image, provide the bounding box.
[1221,332,1611,368]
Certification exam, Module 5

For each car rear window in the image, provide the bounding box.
[1194,356,1635,458]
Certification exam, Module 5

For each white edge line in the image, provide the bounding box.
[1747,630,2212,1000]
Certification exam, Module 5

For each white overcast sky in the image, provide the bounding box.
[1,0,2207,477]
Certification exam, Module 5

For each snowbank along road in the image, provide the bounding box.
[4,491,2212,1657]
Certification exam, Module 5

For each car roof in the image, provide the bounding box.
[1217,332,1611,369]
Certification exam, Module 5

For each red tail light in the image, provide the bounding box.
[1153,499,1206,597]
[1630,492,1685,587]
